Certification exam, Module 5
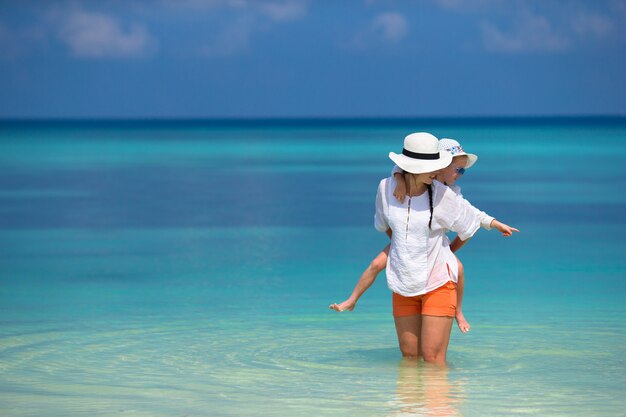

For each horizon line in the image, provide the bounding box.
[1,113,625,122]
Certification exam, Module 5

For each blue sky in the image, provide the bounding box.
[1,0,625,118]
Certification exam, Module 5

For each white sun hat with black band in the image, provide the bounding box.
[438,138,478,168]
[389,132,452,174]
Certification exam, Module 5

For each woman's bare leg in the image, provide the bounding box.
[394,314,422,358]
[455,258,471,333]
[420,315,453,366]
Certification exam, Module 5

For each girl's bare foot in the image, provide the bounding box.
[455,311,471,333]
[329,300,355,312]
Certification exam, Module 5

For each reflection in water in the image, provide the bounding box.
[390,359,464,417]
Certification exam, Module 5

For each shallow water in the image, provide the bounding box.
[1,118,625,416]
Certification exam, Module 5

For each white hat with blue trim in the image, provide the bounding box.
[438,138,478,169]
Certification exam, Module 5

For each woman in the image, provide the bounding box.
[330,138,518,337]
[375,132,486,365]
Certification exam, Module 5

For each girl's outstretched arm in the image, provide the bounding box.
[451,219,518,252]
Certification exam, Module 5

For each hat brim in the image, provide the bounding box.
[389,150,452,174]
[447,150,478,169]
[465,153,478,168]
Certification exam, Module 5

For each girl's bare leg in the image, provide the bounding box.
[455,258,471,333]
[330,244,390,312]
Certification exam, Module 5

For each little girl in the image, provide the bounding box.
[330,138,518,333]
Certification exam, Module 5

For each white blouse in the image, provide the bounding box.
[374,177,482,296]
[391,165,494,230]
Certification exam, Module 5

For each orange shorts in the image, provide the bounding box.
[392,281,457,317]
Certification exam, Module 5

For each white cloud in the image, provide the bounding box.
[343,11,409,50]
[435,1,621,51]
[159,0,244,9]
[33,1,309,60]
[372,12,408,42]
[160,0,308,20]
[196,0,309,57]
[571,13,613,37]
[58,10,154,58]
[434,0,499,12]
[610,0,626,13]
[199,16,255,57]
[258,0,309,22]
[481,13,569,53]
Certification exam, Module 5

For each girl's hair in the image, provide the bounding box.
[452,154,469,164]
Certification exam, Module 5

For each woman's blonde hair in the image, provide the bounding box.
[403,172,434,229]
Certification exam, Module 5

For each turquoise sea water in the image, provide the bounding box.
[1,118,625,416]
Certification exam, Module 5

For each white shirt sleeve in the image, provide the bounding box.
[431,182,481,241]
[464,198,495,230]
[453,185,494,230]
[477,209,495,230]
[391,165,403,176]
[374,178,390,232]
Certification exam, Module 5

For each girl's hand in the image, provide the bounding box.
[393,173,407,203]
[491,219,520,237]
